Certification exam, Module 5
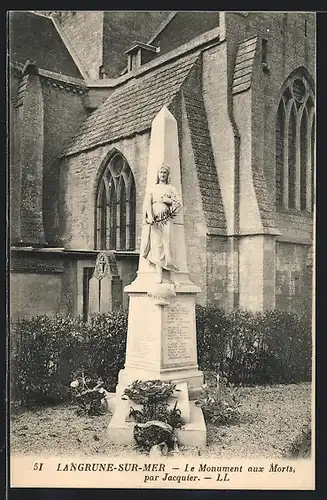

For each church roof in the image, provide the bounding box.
[63,51,199,157]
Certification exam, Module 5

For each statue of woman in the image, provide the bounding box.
[142,164,182,284]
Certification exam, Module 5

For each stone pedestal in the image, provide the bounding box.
[116,283,204,399]
[107,280,206,447]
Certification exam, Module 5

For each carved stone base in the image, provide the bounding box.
[119,288,203,400]
[107,385,206,447]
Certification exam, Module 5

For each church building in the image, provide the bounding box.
[9,11,315,320]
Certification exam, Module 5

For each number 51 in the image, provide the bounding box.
[33,463,43,471]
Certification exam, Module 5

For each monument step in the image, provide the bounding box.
[107,398,206,447]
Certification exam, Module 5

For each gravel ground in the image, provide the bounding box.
[10,383,312,459]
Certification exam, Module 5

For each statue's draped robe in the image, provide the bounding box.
[142,183,181,271]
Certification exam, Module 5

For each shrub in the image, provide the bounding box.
[259,310,312,384]
[70,372,109,416]
[196,306,312,386]
[195,306,229,374]
[11,305,311,408]
[11,315,87,406]
[11,310,128,407]
[195,371,243,425]
[86,310,128,391]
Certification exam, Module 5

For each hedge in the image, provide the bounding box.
[10,306,312,407]
[196,306,312,385]
[10,311,127,406]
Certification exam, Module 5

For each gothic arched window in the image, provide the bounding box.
[96,153,136,250]
[275,72,315,212]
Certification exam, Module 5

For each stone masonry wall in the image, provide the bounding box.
[59,11,104,79]
[206,236,229,309]
[226,12,314,313]
[10,250,64,321]
[19,72,45,245]
[10,72,21,243]
[42,80,88,245]
[232,86,263,234]
[103,12,168,77]
[150,12,220,57]
[202,42,237,236]
[61,133,150,250]
[179,58,228,307]
[226,12,315,242]
[275,241,312,315]
[58,11,168,79]
[9,11,83,78]
[201,42,239,309]
[179,95,207,304]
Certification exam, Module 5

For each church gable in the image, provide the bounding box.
[8,12,83,78]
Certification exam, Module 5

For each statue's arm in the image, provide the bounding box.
[144,192,154,224]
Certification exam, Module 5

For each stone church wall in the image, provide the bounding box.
[58,11,104,79]
[10,272,62,321]
[275,242,312,315]
[226,12,315,314]
[10,251,64,321]
[226,12,314,240]
[61,133,150,251]
[150,12,220,57]
[58,11,169,79]
[42,80,88,245]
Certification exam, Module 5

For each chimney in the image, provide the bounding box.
[125,41,159,72]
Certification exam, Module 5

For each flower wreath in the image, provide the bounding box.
[153,191,182,226]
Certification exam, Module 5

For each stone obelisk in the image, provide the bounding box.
[108,106,206,446]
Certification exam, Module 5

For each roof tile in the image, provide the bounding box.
[232,36,258,96]
[64,52,199,157]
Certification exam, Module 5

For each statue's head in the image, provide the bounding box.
[156,164,171,184]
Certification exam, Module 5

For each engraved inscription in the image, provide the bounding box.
[125,298,159,367]
[163,300,196,367]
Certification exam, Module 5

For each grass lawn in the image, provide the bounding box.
[10,382,312,459]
